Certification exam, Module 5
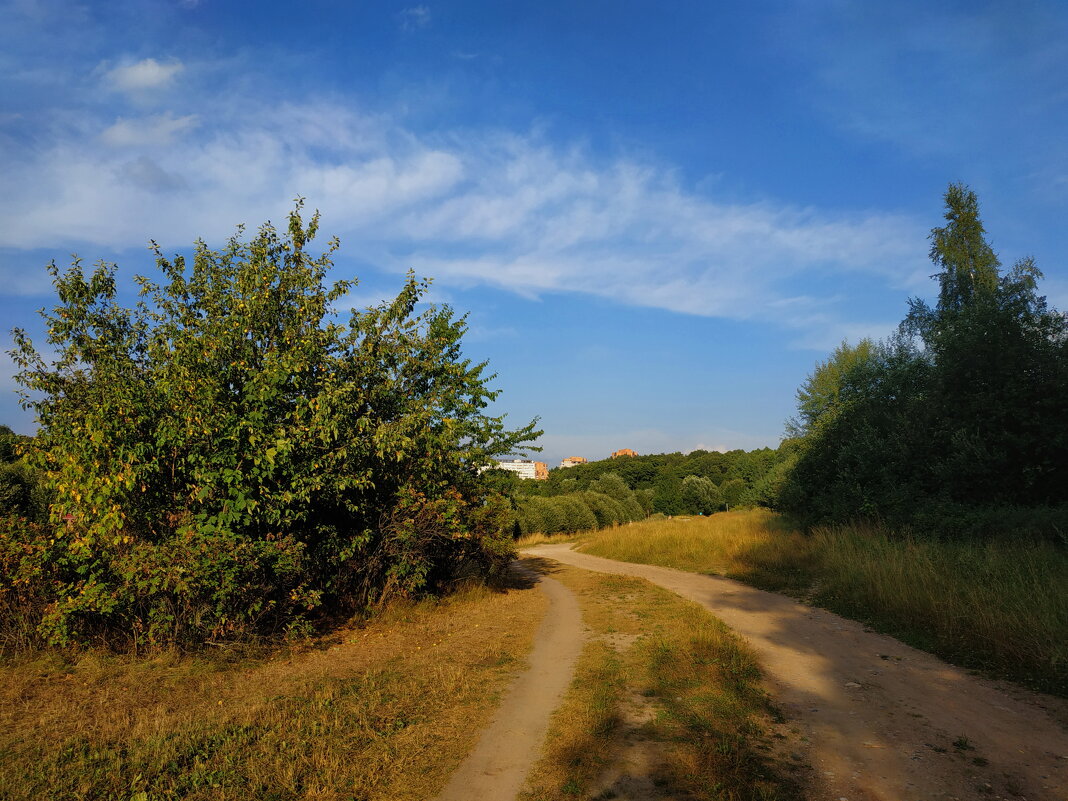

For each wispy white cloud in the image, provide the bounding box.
[105,57,184,93]
[399,5,431,31]
[393,144,926,322]
[0,83,927,342]
[116,155,189,192]
[100,112,198,146]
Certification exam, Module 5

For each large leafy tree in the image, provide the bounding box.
[781,184,1068,535]
[7,203,539,646]
[906,184,1068,508]
[778,337,934,525]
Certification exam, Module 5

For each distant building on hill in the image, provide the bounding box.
[495,459,549,480]
[611,448,638,458]
[560,456,587,468]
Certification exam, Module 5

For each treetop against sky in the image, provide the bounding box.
[1,0,1066,467]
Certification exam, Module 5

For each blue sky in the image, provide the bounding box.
[2,0,1067,466]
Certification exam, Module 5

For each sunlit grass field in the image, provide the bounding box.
[0,583,546,801]
[580,509,1068,696]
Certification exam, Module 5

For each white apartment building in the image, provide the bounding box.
[495,459,539,480]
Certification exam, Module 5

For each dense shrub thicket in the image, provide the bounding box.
[1,205,538,650]
[780,185,1068,538]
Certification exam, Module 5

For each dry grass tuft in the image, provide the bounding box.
[0,581,546,801]
[580,509,1068,695]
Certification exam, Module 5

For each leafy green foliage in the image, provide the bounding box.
[4,203,538,648]
[514,476,645,536]
[721,478,748,509]
[0,428,50,528]
[680,475,722,515]
[0,425,20,463]
[786,339,876,438]
[781,184,1068,537]
[587,472,632,502]
[521,448,792,518]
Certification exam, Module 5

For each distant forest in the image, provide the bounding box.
[506,445,794,536]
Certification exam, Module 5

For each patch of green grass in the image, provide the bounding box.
[580,510,1068,696]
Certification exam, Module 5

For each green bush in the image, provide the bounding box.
[540,497,569,534]
[5,205,537,649]
[0,463,33,519]
[635,487,655,515]
[0,517,59,651]
[680,475,722,515]
[556,495,598,533]
[518,488,641,535]
[588,472,631,501]
[582,491,623,528]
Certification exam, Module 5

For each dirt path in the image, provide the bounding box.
[435,563,584,801]
[527,543,1068,801]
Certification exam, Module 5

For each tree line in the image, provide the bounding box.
[503,444,795,535]
[779,184,1068,539]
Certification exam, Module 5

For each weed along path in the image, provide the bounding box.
[435,560,584,801]
[527,543,1068,801]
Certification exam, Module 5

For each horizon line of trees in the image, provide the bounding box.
[503,442,796,532]
[512,472,650,536]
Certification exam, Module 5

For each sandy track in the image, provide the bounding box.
[435,564,584,801]
[528,543,1068,801]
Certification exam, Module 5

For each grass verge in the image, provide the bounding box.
[579,509,1068,696]
[0,580,546,801]
[521,561,803,801]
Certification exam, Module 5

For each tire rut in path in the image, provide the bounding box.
[527,544,1068,801]
[435,562,583,801]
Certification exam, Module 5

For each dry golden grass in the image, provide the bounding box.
[576,509,801,577]
[581,509,1068,695]
[0,581,546,801]
[521,562,802,801]
[514,531,580,548]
